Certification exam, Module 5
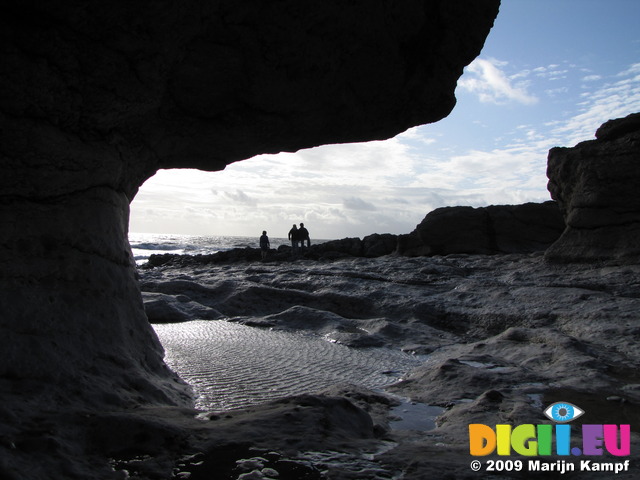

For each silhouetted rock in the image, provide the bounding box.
[546,112,640,263]
[142,292,223,323]
[397,201,565,256]
[595,111,640,141]
[0,0,499,410]
[311,237,364,258]
[363,233,398,257]
[395,231,432,257]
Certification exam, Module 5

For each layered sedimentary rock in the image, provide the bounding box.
[0,0,500,418]
[397,201,565,256]
[546,112,640,263]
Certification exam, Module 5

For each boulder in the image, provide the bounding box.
[595,111,640,141]
[489,202,566,252]
[362,233,398,257]
[546,112,640,263]
[397,201,565,256]
[142,292,223,323]
[311,237,365,258]
[396,230,432,257]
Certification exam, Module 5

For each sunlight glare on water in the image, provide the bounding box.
[154,320,423,411]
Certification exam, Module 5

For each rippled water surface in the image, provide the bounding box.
[154,320,423,411]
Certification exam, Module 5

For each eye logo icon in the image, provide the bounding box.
[544,402,585,423]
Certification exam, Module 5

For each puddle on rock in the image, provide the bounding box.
[459,359,512,373]
[153,320,424,411]
[544,388,640,432]
[389,398,445,431]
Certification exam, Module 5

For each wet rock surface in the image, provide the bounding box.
[133,253,640,478]
[2,252,639,478]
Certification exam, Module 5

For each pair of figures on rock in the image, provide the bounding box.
[288,223,311,254]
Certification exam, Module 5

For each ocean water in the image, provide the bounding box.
[128,232,291,265]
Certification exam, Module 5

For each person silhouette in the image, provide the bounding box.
[298,223,310,249]
[259,230,270,260]
[288,224,300,254]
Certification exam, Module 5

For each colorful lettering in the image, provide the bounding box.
[496,424,512,455]
[468,423,630,457]
[511,424,537,456]
[604,424,630,456]
[536,424,552,455]
[555,424,571,456]
[469,424,496,456]
[582,424,604,455]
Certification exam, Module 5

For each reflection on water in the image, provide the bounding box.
[154,320,423,411]
[389,398,444,431]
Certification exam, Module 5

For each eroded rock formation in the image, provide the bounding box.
[138,252,640,478]
[546,112,640,263]
[0,0,499,419]
[397,201,565,256]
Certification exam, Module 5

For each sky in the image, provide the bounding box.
[130,0,640,240]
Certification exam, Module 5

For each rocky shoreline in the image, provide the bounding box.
[133,249,640,479]
[142,201,566,269]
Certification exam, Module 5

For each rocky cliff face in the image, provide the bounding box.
[0,0,500,415]
[546,112,640,263]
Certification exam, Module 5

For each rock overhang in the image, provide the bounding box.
[1,0,501,198]
[0,0,501,423]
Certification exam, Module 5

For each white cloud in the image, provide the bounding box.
[343,197,377,211]
[509,69,531,80]
[545,87,569,97]
[458,58,539,105]
[533,64,569,80]
[549,61,640,146]
[617,62,640,77]
[220,189,257,206]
